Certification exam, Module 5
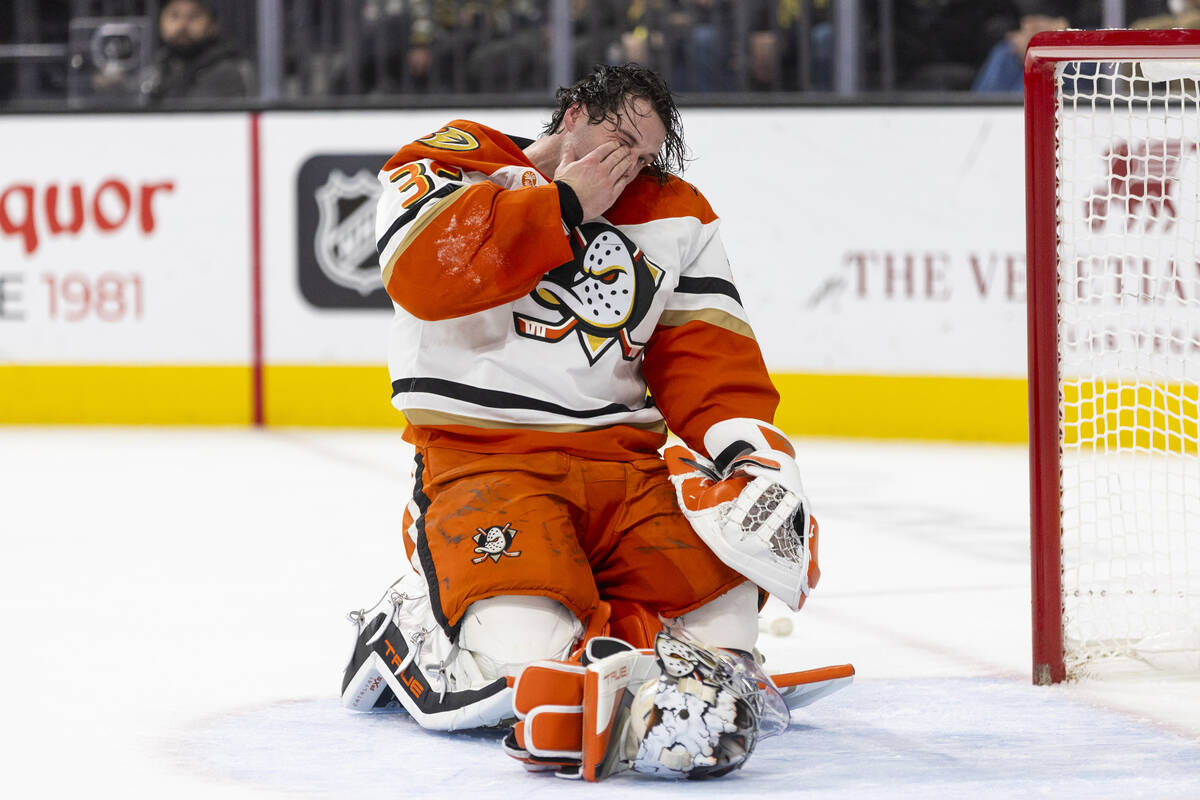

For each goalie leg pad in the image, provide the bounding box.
[607,599,664,650]
[506,632,789,781]
[457,594,582,681]
[506,660,590,774]
[673,580,759,653]
[340,572,513,731]
[512,661,585,718]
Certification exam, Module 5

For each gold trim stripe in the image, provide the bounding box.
[657,309,756,340]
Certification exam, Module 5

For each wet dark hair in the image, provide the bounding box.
[544,63,688,180]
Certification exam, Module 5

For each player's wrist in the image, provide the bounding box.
[554,179,584,229]
[703,417,794,474]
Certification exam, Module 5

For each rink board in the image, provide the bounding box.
[0,106,1059,440]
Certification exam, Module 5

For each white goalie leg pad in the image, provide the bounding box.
[340,571,513,731]
[674,581,760,653]
[457,595,583,680]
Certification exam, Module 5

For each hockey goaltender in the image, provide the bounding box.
[339,63,851,781]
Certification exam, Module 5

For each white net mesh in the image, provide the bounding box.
[1055,60,1200,677]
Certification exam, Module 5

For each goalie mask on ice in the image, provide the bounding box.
[629,633,789,778]
[506,631,788,781]
[665,420,819,610]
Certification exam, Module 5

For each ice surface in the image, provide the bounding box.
[1,428,1197,798]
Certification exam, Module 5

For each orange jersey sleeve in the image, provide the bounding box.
[618,177,779,452]
[376,121,575,320]
[642,319,780,452]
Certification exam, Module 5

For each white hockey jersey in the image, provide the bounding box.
[376,120,778,460]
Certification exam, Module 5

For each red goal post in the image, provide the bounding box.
[1026,30,1200,685]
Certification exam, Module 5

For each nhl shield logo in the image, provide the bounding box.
[471,523,522,564]
[313,169,384,296]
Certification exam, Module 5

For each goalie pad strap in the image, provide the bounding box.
[711,439,754,475]
[509,642,658,782]
[524,706,584,759]
[512,661,585,717]
[703,418,795,464]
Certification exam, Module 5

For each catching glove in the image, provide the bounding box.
[667,418,819,610]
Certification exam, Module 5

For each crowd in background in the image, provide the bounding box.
[1,0,1198,108]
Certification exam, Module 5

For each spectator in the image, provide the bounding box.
[400,1,502,92]
[404,1,471,91]
[141,0,254,104]
[972,12,1069,93]
[618,1,736,93]
[1,0,69,108]
[573,0,632,79]
[1132,0,1200,29]
[895,0,1015,91]
[465,1,549,92]
[615,1,833,93]
[747,0,831,92]
[677,0,734,92]
[367,0,622,95]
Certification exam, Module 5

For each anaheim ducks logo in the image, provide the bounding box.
[514,223,664,364]
[418,125,480,151]
[471,523,521,564]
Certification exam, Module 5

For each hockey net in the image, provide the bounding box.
[1026,31,1200,684]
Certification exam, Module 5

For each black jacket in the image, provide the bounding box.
[143,39,253,103]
